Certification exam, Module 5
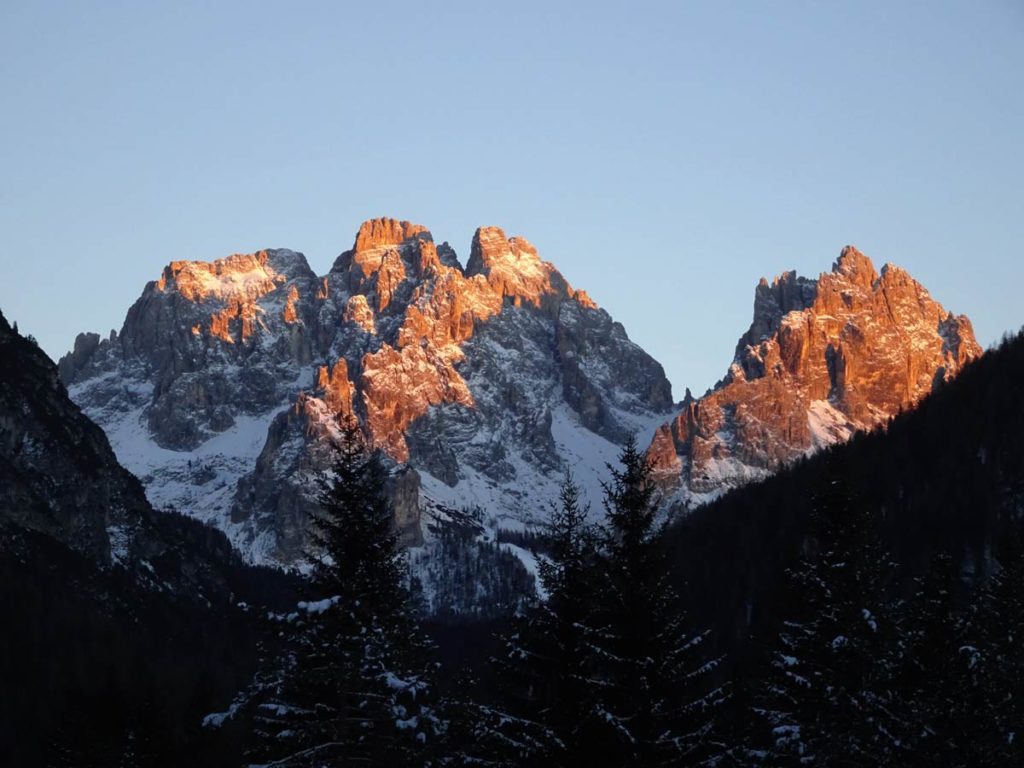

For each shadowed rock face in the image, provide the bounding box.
[2,310,141,563]
[61,218,674,564]
[0,310,240,600]
[648,246,981,501]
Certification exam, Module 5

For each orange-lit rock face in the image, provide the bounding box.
[353,217,430,253]
[315,359,355,417]
[343,294,376,334]
[350,247,408,312]
[151,250,310,345]
[283,285,301,324]
[649,246,982,497]
[361,343,476,461]
[209,298,263,343]
[287,218,604,461]
[345,222,569,460]
[572,288,598,309]
[467,227,560,308]
[156,251,285,303]
[344,219,606,460]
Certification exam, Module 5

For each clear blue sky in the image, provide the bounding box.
[1,1,1021,398]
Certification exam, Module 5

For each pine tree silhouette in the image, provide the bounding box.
[586,438,723,766]
[477,474,605,765]
[752,459,905,765]
[245,417,440,766]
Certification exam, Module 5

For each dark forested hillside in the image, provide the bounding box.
[669,329,1024,652]
[660,331,1024,763]
[0,518,306,767]
[0,311,301,766]
[3,528,209,764]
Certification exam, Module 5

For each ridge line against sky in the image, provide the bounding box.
[1,1,1021,397]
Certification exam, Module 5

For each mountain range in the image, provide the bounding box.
[57,218,980,585]
[1,221,1014,764]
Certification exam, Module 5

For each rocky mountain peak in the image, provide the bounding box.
[737,269,818,359]
[157,249,314,303]
[467,226,533,271]
[334,219,446,306]
[649,245,982,502]
[832,244,879,288]
[64,219,671,568]
[353,217,432,253]
[466,226,598,310]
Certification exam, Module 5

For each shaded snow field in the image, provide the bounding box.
[417,403,665,528]
[70,368,316,560]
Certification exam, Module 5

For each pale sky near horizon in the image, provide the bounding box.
[1,1,1021,399]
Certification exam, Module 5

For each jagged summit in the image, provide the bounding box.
[649,245,981,502]
[157,249,315,301]
[62,219,672,569]
[832,244,878,285]
[352,217,431,253]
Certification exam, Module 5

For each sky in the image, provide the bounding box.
[1,1,1022,398]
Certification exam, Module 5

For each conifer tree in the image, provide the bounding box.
[897,541,1024,766]
[895,551,977,763]
[245,418,440,767]
[973,534,1024,763]
[586,438,723,766]
[478,474,607,765]
[753,460,905,765]
[533,473,603,752]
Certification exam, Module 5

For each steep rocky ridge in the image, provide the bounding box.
[0,309,244,599]
[2,310,148,564]
[62,219,674,570]
[648,246,982,502]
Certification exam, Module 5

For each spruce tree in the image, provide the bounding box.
[533,474,603,753]
[586,438,723,766]
[478,474,605,766]
[245,418,440,767]
[897,542,1024,766]
[974,533,1024,763]
[753,461,905,765]
[895,551,975,764]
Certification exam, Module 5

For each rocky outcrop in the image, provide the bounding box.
[63,218,674,565]
[648,246,982,500]
[353,218,430,253]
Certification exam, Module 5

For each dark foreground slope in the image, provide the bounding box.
[670,328,1024,653]
[0,312,297,766]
